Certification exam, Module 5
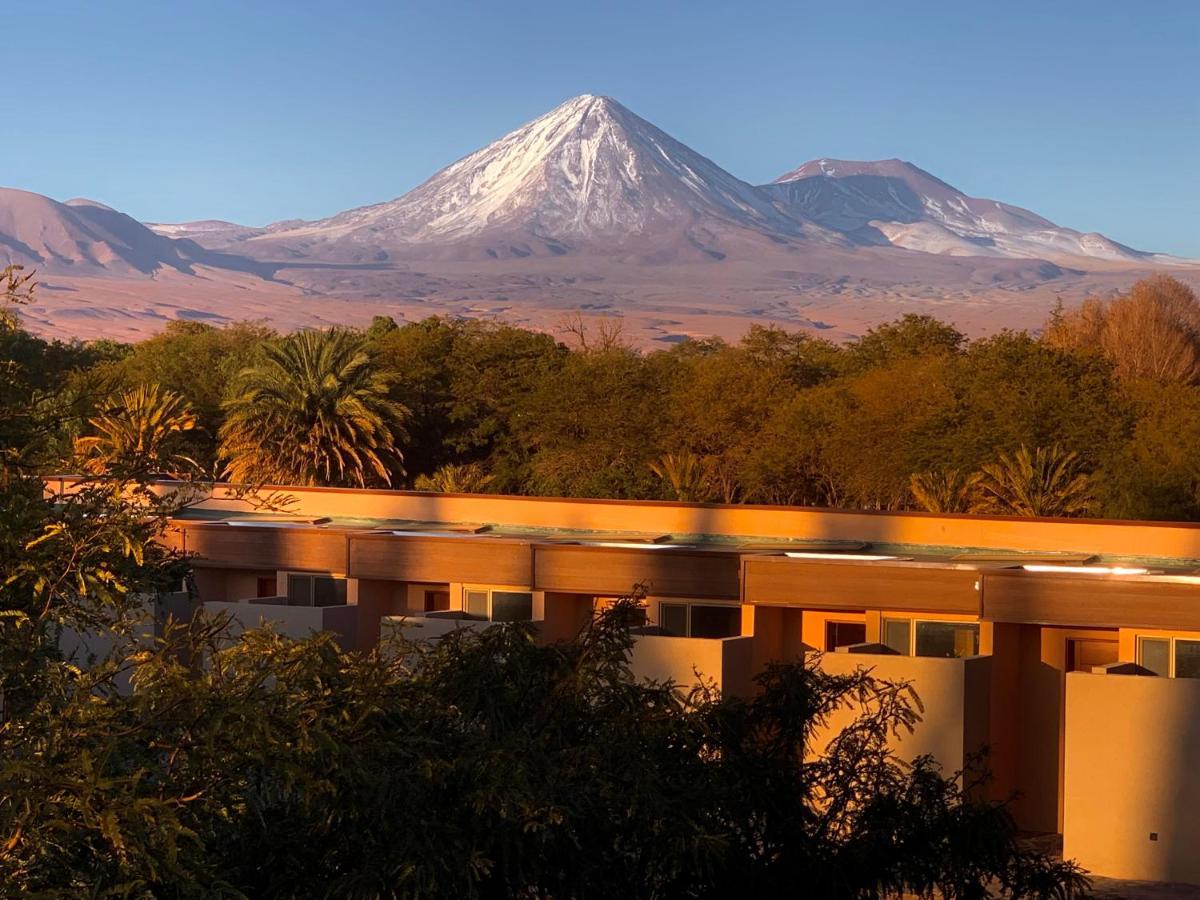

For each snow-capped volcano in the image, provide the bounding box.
[762,158,1148,263]
[247,95,818,262]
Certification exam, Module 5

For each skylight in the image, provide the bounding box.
[227,519,326,529]
[783,552,900,561]
[579,541,694,550]
[1021,565,1150,576]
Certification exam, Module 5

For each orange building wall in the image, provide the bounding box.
[1064,673,1200,885]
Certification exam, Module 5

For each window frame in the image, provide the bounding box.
[283,571,348,607]
[656,601,742,639]
[881,617,913,655]
[1136,635,1200,678]
[824,618,868,652]
[462,587,536,622]
[880,616,980,658]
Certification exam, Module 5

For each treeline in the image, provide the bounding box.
[7,272,1200,520]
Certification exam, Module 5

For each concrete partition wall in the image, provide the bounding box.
[816,653,992,778]
[629,635,756,698]
[205,601,359,649]
[1064,673,1200,885]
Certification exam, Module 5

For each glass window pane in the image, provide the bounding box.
[825,621,867,651]
[660,603,688,637]
[465,590,489,619]
[883,619,911,655]
[286,574,312,606]
[1174,641,1200,679]
[915,622,979,658]
[689,605,741,639]
[312,576,345,607]
[1139,637,1170,676]
[490,591,533,623]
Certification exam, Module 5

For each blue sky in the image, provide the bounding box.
[7,0,1198,255]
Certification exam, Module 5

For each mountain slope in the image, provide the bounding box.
[0,188,280,283]
[0,189,207,275]
[244,95,829,263]
[762,159,1148,263]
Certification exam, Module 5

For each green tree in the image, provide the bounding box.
[219,328,408,487]
[0,585,1090,897]
[944,332,1130,474]
[72,384,199,476]
[1097,380,1200,520]
[847,313,966,372]
[649,451,720,502]
[516,347,671,498]
[413,461,495,493]
[369,318,565,488]
[972,445,1095,518]
[910,468,978,513]
[91,320,275,466]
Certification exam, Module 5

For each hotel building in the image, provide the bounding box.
[48,477,1200,887]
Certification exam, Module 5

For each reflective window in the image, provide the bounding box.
[312,576,346,607]
[689,605,741,639]
[883,618,911,655]
[825,620,867,652]
[1175,640,1200,679]
[1138,637,1170,677]
[465,589,489,619]
[491,591,533,623]
[286,573,346,607]
[915,622,980,659]
[660,603,688,637]
[286,573,311,605]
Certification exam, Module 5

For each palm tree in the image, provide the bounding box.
[909,468,977,513]
[73,384,199,476]
[219,329,407,487]
[413,462,495,493]
[649,451,720,503]
[971,445,1094,518]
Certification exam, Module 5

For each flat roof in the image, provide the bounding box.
[166,507,1200,572]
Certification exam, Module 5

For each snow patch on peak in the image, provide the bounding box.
[764,157,1147,264]
[259,93,807,255]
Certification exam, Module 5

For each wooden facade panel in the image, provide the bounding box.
[184,526,348,573]
[532,546,741,599]
[742,557,981,614]
[982,572,1200,630]
[350,536,532,586]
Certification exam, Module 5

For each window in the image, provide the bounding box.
[490,591,534,623]
[1137,636,1200,678]
[883,618,911,655]
[825,620,867,652]
[656,602,740,639]
[1176,641,1200,679]
[285,573,346,607]
[1138,637,1170,676]
[463,589,534,622]
[915,621,979,658]
[465,589,490,618]
[423,590,450,612]
[881,618,979,658]
[660,603,689,637]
